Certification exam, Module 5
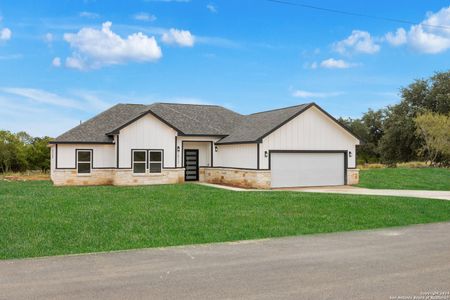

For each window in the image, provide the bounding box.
[133,150,146,174]
[149,150,162,173]
[77,150,92,174]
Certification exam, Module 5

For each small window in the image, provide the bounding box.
[133,150,147,174]
[77,150,92,174]
[149,150,162,173]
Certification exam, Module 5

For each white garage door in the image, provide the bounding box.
[271,152,345,188]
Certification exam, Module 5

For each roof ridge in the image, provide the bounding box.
[153,102,243,116]
[154,102,222,108]
[247,103,311,116]
[117,103,147,106]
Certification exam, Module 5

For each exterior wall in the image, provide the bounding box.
[118,114,178,168]
[347,169,360,185]
[260,106,359,169]
[214,143,258,169]
[56,144,115,169]
[202,167,271,189]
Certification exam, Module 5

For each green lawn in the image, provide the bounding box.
[1,180,450,260]
[358,168,450,190]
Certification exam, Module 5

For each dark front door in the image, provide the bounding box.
[184,149,199,181]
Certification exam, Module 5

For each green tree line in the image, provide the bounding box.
[340,70,450,166]
[0,131,52,173]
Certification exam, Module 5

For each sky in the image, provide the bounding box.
[0,0,449,137]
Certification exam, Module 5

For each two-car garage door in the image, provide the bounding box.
[271,152,345,188]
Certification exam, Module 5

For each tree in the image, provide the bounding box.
[379,70,450,163]
[0,130,28,173]
[28,137,52,171]
[414,112,450,166]
[0,130,52,173]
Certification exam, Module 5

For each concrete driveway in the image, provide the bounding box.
[1,222,450,300]
[198,182,450,200]
[286,185,450,200]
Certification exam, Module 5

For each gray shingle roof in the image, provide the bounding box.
[216,103,311,144]
[52,104,147,143]
[139,103,242,136]
[53,102,350,145]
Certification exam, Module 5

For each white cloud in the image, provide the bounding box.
[320,58,356,69]
[161,28,195,47]
[385,6,450,53]
[333,30,380,55]
[52,57,61,67]
[0,87,111,113]
[292,90,343,98]
[133,12,157,22]
[206,4,217,13]
[0,27,12,41]
[63,21,162,70]
[385,28,407,46]
[65,56,85,70]
[44,32,54,43]
[79,11,100,19]
[0,54,22,60]
[1,88,85,110]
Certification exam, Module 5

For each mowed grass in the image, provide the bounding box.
[1,180,450,260]
[358,168,450,190]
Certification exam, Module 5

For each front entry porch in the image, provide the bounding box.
[180,140,214,181]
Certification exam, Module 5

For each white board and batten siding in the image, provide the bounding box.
[215,143,257,169]
[55,144,115,169]
[260,106,359,170]
[118,114,177,168]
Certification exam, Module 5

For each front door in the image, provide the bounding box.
[184,149,199,181]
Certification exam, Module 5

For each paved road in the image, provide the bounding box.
[1,223,450,300]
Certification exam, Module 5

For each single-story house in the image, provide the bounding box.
[49,102,360,188]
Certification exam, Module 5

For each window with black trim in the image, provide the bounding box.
[149,150,162,173]
[77,150,92,174]
[133,150,146,174]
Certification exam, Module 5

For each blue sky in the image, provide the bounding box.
[0,0,449,137]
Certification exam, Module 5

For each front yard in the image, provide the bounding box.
[358,168,450,190]
[2,180,450,260]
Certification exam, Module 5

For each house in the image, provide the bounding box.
[49,102,360,188]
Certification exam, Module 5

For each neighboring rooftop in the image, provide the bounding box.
[52,102,351,144]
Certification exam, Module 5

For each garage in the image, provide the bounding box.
[270,151,346,188]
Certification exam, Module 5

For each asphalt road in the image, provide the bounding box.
[1,223,450,300]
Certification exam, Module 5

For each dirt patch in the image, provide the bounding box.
[1,173,50,181]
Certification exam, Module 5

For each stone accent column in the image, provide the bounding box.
[347,169,360,185]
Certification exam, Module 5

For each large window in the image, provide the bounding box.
[133,150,147,174]
[77,150,92,174]
[149,150,162,173]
